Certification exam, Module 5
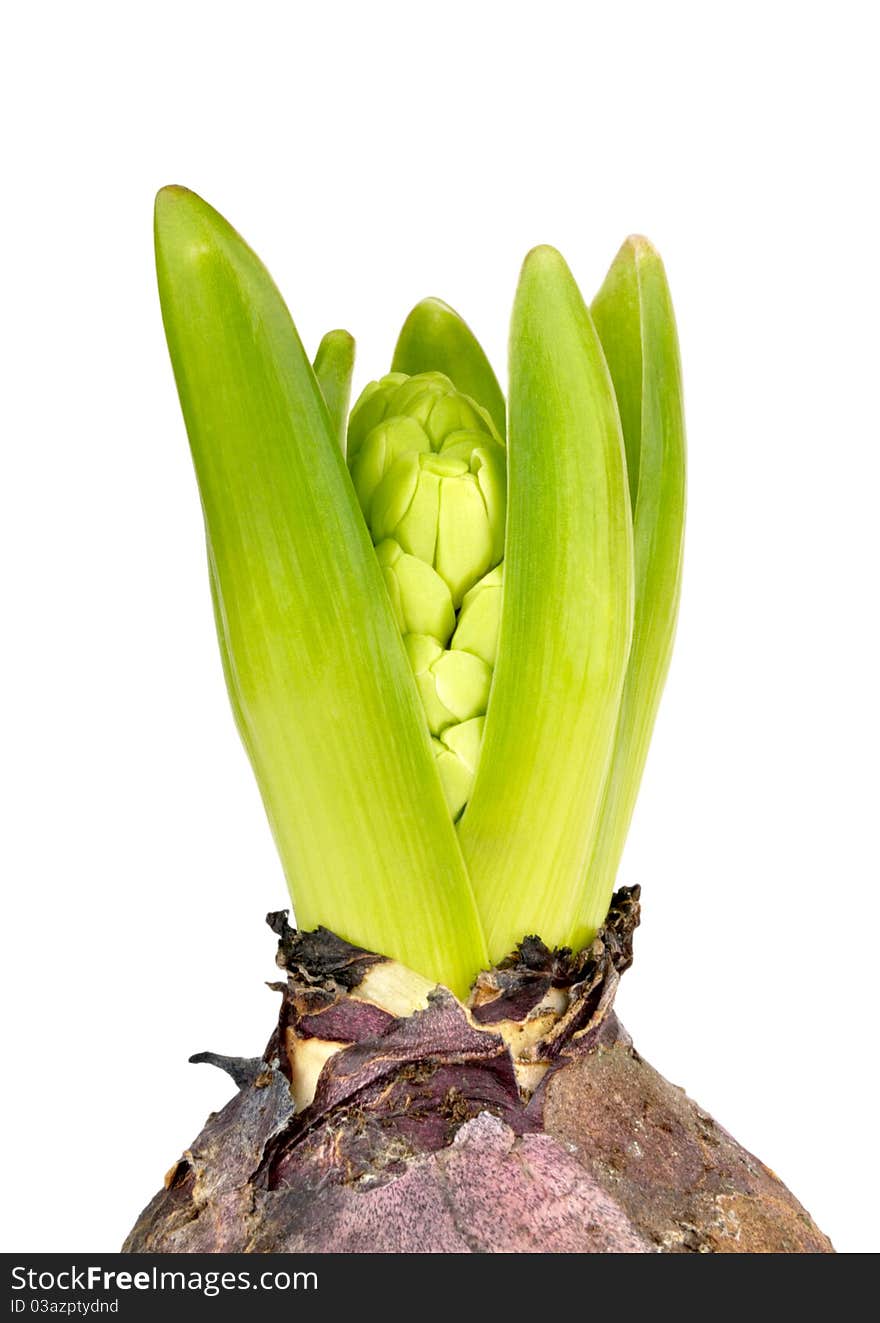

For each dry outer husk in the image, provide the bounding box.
[123,888,832,1254]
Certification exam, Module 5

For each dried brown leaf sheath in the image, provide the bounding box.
[124,891,831,1254]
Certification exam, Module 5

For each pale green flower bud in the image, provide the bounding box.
[422,385,495,447]
[350,416,430,522]
[384,373,462,432]
[405,635,492,735]
[450,564,504,667]
[432,717,485,820]
[347,370,500,465]
[438,434,506,569]
[374,539,455,644]
[347,370,507,822]
[370,441,505,607]
[347,372,408,460]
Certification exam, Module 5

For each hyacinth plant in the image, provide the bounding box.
[154,187,684,995]
[126,189,833,1254]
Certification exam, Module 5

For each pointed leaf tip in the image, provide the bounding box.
[619,234,665,270]
[154,184,206,227]
[313,330,356,454]
[624,233,657,251]
[393,297,505,438]
[520,244,568,274]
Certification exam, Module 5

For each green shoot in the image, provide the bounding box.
[154,187,486,996]
[582,238,686,934]
[458,247,634,961]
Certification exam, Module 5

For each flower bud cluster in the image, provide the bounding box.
[348,373,506,816]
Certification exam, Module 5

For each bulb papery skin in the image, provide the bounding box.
[124,895,833,1257]
[348,372,506,817]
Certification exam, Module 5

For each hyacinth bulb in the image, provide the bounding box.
[139,188,833,1257]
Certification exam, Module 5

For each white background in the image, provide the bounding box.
[2,1,878,1254]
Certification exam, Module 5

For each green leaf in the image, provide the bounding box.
[582,237,687,933]
[392,298,506,438]
[313,329,355,455]
[458,246,634,961]
[154,186,486,995]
